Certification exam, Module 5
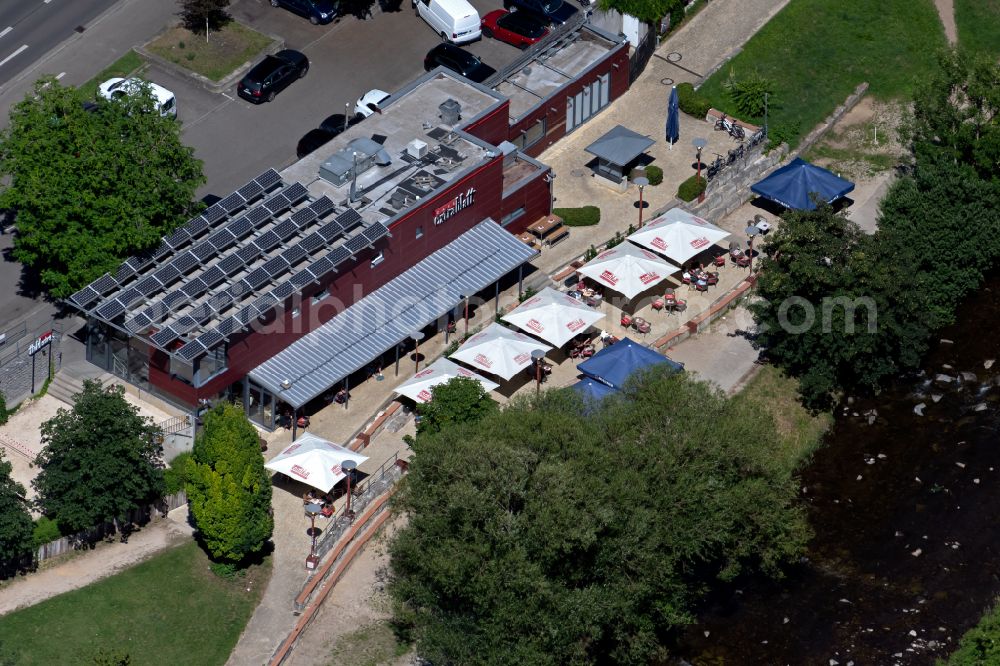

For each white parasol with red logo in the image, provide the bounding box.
[449,322,553,380]
[395,357,500,404]
[502,287,605,347]
[577,242,679,299]
[264,432,368,492]
[627,207,730,264]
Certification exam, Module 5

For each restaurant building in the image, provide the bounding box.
[68,23,631,426]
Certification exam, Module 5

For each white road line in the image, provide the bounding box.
[55,71,65,79]
[44,0,54,4]
[0,44,28,68]
[0,27,12,39]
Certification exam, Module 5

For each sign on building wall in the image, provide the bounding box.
[433,187,476,225]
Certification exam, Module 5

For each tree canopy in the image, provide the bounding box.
[32,381,165,533]
[389,368,809,664]
[0,78,204,298]
[179,0,232,32]
[415,376,497,436]
[187,403,272,564]
[0,450,34,572]
[598,0,684,25]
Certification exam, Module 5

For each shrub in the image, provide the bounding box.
[677,175,707,202]
[0,392,7,426]
[676,82,712,120]
[722,68,775,119]
[32,516,64,549]
[163,452,194,496]
[645,165,663,186]
[553,206,600,227]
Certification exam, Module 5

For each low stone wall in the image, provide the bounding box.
[689,144,787,222]
[789,82,869,159]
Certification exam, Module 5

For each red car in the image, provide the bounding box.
[481,9,550,49]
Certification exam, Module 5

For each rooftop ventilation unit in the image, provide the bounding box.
[407,139,428,159]
[498,141,518,167]
[439,98,461,125]
[319,137,393,186]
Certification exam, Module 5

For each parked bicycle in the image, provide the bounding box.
[747,127,767,148]
[714,113,746,140]
[706,153,723,180]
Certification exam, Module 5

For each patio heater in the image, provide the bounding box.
[633,176,649,228]
[305,502,322,570]
[460,294,470,338]
[341,459,358,521]
[745,224,760,273]
[411,331,424,372]
[531,349,546,395]
[692,137,708,204]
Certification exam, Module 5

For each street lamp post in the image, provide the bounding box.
[633,176,649,228]
[341,459,358,521]
[745,224,760,273]
[692,137,708,204]
[460,294,470,338]
[410,331,424,372]
[531,349,546,395]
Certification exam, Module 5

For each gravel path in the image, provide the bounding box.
[934,0,957,43]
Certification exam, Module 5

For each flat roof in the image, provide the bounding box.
[491,24,623,121]
[283,70,507,228]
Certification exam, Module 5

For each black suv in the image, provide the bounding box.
[270,0,339,24]
[238,50,310,104]
[503,0,578,25]
[423,44,497,84]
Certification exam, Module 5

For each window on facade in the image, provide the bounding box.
[501,207,526,227]
[311,288,329,305]
[371,251,385,268]
[513,119,546,150]
[415,226,424,239]
[170,357,195,385]
[196,344,228,386]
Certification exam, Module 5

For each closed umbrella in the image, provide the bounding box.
[450,322,553,380]
[395,357,499,404]
[502,286,605,347]
[666,85,680,149]
[264,433,369,493]
[577,242,679,299]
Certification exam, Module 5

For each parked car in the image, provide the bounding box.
[354,89,391,117]
[423,43,496,83]
[414,0,481,44]
[97,78,177,117]
[481,9,549,49]
[319,112,364,134]
[503,0,577,25]
[238,50,310,104]
[270,0,339,24]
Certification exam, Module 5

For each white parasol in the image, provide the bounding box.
[264,432,368,492]
[395,357,500,403]
[627,207,730,265]
[449,322,553,380]
[576,242,679,299]
[502,286,605,347]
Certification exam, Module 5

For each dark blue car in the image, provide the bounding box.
[270,0,339,24]
[503,0,577,25]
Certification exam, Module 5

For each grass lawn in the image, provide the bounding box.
[326,621,412,666]
[696,0,946,148]
[79,49,146,99]
[954,0,1000,57]
[0,542,269,665]
[732,364,832,472]
[146,22,274,83]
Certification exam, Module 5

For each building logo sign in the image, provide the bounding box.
[433,187,476,225]
[28,331,53,356]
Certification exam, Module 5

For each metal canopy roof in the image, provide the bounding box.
[584,124,655,167]
[68,169,389,363]
[249,219,538,408]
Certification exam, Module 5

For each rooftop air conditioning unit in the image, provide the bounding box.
[280,379,292,389]
[407,139,428,159]
[439,98,461,125]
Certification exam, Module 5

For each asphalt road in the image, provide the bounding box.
[179,0,529,196]
[0,0,119,87]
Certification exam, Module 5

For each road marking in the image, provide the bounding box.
[56,71,65,79]
[221,92,234,101]
[0,44,28,68]
[0,27,12,39]
[44,0,54,4]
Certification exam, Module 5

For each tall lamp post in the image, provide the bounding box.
[531,349,546,395]
[460,294,470,338]
[410,331,424,372]
[633,176,649,228]
[692,137,708,204]
[745,224,760,273]
[341,459,358,521]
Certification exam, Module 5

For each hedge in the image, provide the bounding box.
[677,82,712,120]
[645,165,663,186]
[677,175,706,202]
[33,516,64,549]
[163,451,194,495]
[554,206,600,227]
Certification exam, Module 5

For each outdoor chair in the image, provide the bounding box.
[652,298,664,312]
[636,320,651,335]
[707,273,719,286]
[620,314,633,328]
[714,255,727,268]
[736,255,751,268]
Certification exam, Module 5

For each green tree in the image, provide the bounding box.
[722,67,775,119]
[389,368,809,664]
[946,599,1000,665]
[32,381,165,533]
[598,0,683,27]
[415,376,497,436]
[187,403,272,565]
[0,78,204,298]
[178,0,232,33]
[0,450,34,572]
[0,391,7,426]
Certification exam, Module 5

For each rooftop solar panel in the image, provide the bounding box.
[245,267,270,290]
[281,245,307,266]
[317,220,343,242]
[135,276,162,296]
[363,222,390,244]
[235,305,258,325]
[70,286,101,308]
[150,327,179,348]
[200,265,226,287]
[336,208,363,231]
[153,263,182,286]
[263,193,291,215]
[217,317,241,337]
[176,340,206,362]
[237,180,263,201]
[284,182,309,205]
[327,246,352,267]
[180,278,208,298]
[192,242,215,262]
[115,263,136,282]
[125,255,149,271]
[271,281,295,300]
[207,230,235,251]
[345,235,369,255]
[310,196,335,217]
[202,204,226,224]
[96,299,126,320]
[255,169,281,191]
[208,290,234,312]
[247,206,271,227]
[118,288,143,308]
[253,293,278,313]
[262,256,288,277]
[299,232,325,253]
[91,274,118,295]
[141,302,169,323]
[290,208,316,228]
[189,303,214,324]
[308,257,333,278]
[216,255,242,277]
[125,313,153,333]
[290,271,314,287]
[227,216,254,239]
[173,316,198,335]
[152,241,171,260]
[218,192,245,213]
[237,243,263,263]
[172,252,198,275]
[162,291,187,310]
[198,329,224,350]
[186,216,210,237]
[165,227,192,249]
[273,219,297,240]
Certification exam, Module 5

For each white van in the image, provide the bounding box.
[98,78,177,118]
[414,0,481,44]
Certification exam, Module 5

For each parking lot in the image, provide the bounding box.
[165,0,531,197]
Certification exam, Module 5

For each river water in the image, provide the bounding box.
[676,276,1000,665]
